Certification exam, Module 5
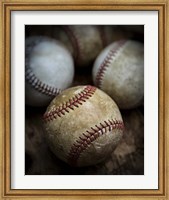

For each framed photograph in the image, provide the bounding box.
[0,0,168,199]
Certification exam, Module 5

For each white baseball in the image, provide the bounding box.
[25,36,74,107]
[43,85,124,167]
[92,40,144,109]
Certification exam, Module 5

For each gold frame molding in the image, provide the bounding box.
[0,0,168,199]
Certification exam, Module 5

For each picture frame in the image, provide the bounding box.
[0,0,168,199]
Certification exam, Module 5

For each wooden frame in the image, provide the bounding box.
[0,0,168,199]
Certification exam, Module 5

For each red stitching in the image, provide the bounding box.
[61,25,83,65]
[68,119,124,166]
[25,68,61,97]
[26,37,61,97]
[95,40,127,88]
[43,85,96,122]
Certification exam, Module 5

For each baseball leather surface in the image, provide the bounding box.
[92,40,144,109]
[43,85,124,167]
[52,25,104,68]
[25,36,74,107]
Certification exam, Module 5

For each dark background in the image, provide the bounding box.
[25,25,144,175]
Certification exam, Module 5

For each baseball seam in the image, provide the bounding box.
[62,25,83,65]
[43,85,96,122]
[68,119,124,166]
[98,26,108,47]
[26,67,62,97]
[26,38,62,97]
[95,40,127,88]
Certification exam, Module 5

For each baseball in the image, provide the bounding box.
[43,85,124,167]
[92,40,144,109]
[25,36,74,107]
[52,25,104,68]
[98,25,125,47]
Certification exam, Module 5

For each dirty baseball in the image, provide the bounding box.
[53,25,104,68]
[43,85,124,167]
[92,40,144,109]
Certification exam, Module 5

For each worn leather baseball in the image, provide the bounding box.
[92,40,144,109]
[43,85,124,167]
[52,25,103,68]
[25,36,74,107]
[98,25,133,47]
